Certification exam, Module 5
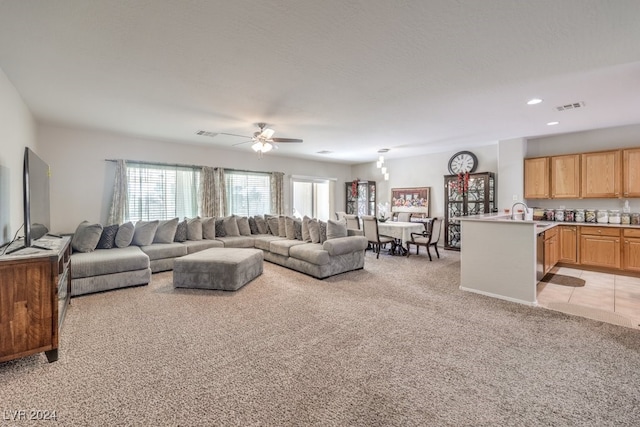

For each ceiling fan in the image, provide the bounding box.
[220,123,303,155]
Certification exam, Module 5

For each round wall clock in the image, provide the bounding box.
[448,151,478,175]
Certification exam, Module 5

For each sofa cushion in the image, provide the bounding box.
[174,219,187,242]
[154,218,179,243]
[71,246,149,279]
[248,216,259,234]
[237,216,252,236]
[285,216,296,239]
[302,216,311,242]
[132,220,159,246]
[308,219,320,243]
[223,216,240,236]
[181,239,224,254]
[326,219,348,240]
[96,224,119,249]
[140,242,188,261]
[255,215,269,234]
[71,221,103,253]
[187,217,203,240]
[115,221,135,247]
[201,217,216,239]
[278,216,287,237]
[270,239,307,257]
[322,235,368,256]
[266,216,279,235]
[216,236,255,248]
[289,243,330,266]
[253,234,285,251]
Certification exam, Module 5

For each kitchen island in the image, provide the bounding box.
[458,213,556,306]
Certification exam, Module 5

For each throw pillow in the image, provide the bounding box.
[294,219,302,240]
[319,220,328,243]
[266,216,280,235]
[236,216,252,236]
[326,219,348,240]
[308,219,320,243]
[96,224,119,249]
[223,216,240,236]
[285,216,296,239]
[174,219,187,242]
[71,221,103,253]
[132,220,159,246]
[187,217,203,241]
[248,216,259,234]
[115,221,135,247]
[255,216,268,234]
[302,216,311,242]
[215,218,226,237]
[278,216,287,237]
[154,218,179,243]
[201,217,216,240]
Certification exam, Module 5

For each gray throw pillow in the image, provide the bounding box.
[308,219,320,244]
[255,216,268,234]
[153,218,179,243]
[174,219,187,242]
[96,224,119,249]
[132,220,159,246]
[302,216,311,242]
[201,217,216,239]
[278,216,287,237]
[236,216,252,236]
[187,217,203,241]
[71,221,103,253]
[223,216,240,236]
[266,216,280,235]
[285,216,296,239]
[115,221,135,247]
[319,220,328,243]
[326,219,348,240]
[248,216,259,234]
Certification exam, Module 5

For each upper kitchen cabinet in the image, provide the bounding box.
[581,150,621,198]
[524,157,549,199]
[551,154,580,199]
[623,148,640,198]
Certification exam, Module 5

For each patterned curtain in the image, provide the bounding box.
[271,171,285,215]
[213,167,227,217]
[107,159,128,225]
[200,166,216,217]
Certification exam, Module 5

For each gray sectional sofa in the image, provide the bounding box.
[69,215,367,296]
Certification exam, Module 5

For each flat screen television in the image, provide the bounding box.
[22,147,51,246]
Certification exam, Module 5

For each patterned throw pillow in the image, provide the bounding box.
[174,219,187,242]
[318,220,328,243]
[294,219,302,240]
[255,216,269,234]
[96,224,119,249]
[248,216,259,234]
[215,218,226,237]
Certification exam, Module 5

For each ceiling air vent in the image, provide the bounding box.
[316,150,333,154]
[556,102,585,112]
[195,130,218,137]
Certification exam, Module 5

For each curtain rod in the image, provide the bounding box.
[105,159,278,175]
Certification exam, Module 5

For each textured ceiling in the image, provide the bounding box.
[1,0,639,164]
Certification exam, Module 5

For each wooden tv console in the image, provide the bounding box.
[0,236,71,363]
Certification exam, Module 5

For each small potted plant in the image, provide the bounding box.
[377,202,389,222]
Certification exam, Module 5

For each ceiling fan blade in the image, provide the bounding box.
[219,132,252,138]
[271,137,303,143]
[231,139,252,146]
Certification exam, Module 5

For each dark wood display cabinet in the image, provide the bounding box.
[444,172,496,250]
[0,236,71,363]
[345,180,376,217]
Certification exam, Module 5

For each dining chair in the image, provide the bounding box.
[335,211,347,221]
[396,212,411,222]
[344,214,360,230]
[406,217,442,261]
[361,215,396,258]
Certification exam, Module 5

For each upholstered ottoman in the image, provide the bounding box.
[173,248,263,291]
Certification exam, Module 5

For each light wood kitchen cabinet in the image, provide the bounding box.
[581,150,621,198]
[524,157,550,199]
[551,154,580,199]
[544,227,559,274]
[623,228,640,272]
[558,225,578,264]
[580,226,621,270]
[623,148,640,198]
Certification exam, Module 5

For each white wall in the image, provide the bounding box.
[37,124,353,233]
[498,138,526,211]
[0,66,36,245]
[350,144,499,219]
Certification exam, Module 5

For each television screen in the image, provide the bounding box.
[23,147,51,247]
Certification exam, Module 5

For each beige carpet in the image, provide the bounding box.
[1,250,639,426]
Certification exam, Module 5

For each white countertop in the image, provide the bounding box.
[459,213,640,233]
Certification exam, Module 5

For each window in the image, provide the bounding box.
[127,163,200,221]
[225,170,271,216]
[292,176,334,220]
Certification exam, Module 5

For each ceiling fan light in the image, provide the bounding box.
[251,141,263,152]
[262,142,273,152]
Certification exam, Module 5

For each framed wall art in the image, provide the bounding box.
[391,187,430,217]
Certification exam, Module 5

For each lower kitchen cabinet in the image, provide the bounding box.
[580,226,621,270]
[623,228,640,272]
[544,227,559,274]
[559,225,578,264]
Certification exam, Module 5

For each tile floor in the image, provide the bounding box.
[537,266,640,328]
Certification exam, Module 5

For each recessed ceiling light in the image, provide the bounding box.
[547,121,559,126]
[527,98,543,105]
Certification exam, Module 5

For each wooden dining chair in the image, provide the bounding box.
[396,212,411,222]
[344,214,360,230]
[406,217,442,261]
[361,215,396,258]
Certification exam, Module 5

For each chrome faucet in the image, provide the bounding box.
[511,201,529,220]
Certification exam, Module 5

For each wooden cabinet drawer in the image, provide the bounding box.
[580,226,621,237]
[623,228,640,238]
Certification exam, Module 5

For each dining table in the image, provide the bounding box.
[377,220,428,255]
